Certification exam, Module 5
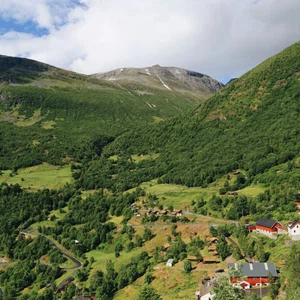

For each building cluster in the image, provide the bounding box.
[247,217,300,240]
[196,217,300,299]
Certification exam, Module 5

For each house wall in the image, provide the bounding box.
[288,223,300,240]
[231,277,269,287]
[256,225,277,233]
[200,292,215,300]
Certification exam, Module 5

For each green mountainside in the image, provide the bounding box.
[1,43,300,299]
[0,55,221,170]
[106,41,300,187]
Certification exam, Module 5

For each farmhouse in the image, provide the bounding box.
[287,220,300,241]
[247,218,287,237]
[228,262,278,288]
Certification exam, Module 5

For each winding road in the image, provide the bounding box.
[21,230,82,270]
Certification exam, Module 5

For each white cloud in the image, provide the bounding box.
[0,0,79,30]
[0,0,300,83]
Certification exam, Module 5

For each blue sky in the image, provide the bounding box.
[0,0,300,84]
[0,19,49,37]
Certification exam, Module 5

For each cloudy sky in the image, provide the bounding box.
[0,0,299,83]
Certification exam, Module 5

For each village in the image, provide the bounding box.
[129,197,300,300]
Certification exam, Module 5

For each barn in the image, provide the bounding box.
[247,218,287,237]
[228,262,278,288]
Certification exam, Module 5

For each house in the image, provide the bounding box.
[228,262,278,288]
[195,279,216,300]
[287,220,300,240]
[232,170,240,175]
[247,218,287,237]
[74,240,79,244]
[246,224,256,233]
[160,210,168,215]
[134,212,141,217]
[166,258,174,267]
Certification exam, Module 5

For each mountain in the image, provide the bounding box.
[0,55,222,170]
[103,41,300,188]
[92,64,224,98]
[0,54,89,83]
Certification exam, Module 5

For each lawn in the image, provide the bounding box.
[0,163,73,191]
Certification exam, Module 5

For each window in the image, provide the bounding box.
[294,230,296,233]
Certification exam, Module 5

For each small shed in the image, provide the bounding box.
[166,259,174,267]
[202,257,219,264]
[210,237,218,244]
[187,255,201,262]
[162,243,170,251]
[208,245,217,252]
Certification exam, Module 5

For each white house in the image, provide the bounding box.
[195,280,215,300]
[287,220,300,240]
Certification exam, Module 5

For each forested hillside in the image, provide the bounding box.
[0,56,221,170]
[105,41,300,187]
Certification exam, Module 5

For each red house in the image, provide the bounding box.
[228,262,278,288]
[247,218,287,236]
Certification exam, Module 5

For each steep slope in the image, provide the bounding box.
[92,64,224,98]
[0,56,222,170]
[103,41,300,187]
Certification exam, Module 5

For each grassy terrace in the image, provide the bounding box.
[0,163,72,191]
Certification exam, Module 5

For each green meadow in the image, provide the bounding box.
[0,163,72,191]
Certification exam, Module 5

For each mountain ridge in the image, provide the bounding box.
[92,64,224,98]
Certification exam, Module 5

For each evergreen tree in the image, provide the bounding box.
[137,286,162,300]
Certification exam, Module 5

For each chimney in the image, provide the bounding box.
[249,262,253,271]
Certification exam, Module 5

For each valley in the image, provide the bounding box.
[1,42,300,300]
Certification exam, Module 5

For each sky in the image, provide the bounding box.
[0,0,300,84]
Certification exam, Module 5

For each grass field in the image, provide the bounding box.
[126,176,265,214]
[0,163,73,191]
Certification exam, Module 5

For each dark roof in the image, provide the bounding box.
[228,262,278,278]
[288,220,300,229]
[256,218,278,229]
